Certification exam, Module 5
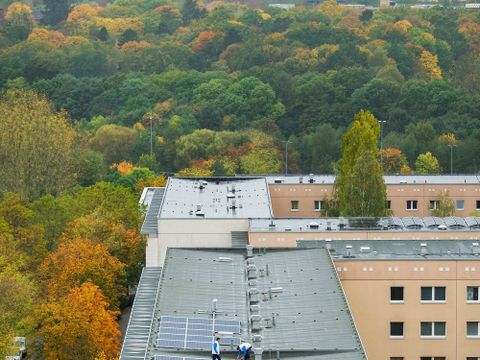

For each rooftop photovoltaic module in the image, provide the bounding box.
[154,356,208,360]
[157,316,241,350]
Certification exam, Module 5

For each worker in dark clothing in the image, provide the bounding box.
[236,342,252,360]
[212,336,221,360]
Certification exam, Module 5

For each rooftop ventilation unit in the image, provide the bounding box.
[274,178,283,184]
[345,245,353,258]
[250,315,262,330]
[264,317,273,328]
[309,222,319,230]
[247,245,254,258]
[270,287,283,293]
[247,258,255,265]
[249,288,260,304]
[268,221,276,229]
[252,335,262,343]
[308,174,315,183]
[247,265,257,279]
[227,192,236,199]
[299,176,303,183]
[360,246,371,253]
[231,184,236,193]
[473,242,479,255]
[218,257,232,262]
[248,280,257,287]
[420,243,428,255]
[250,305,260,312]
[199,180,208,190]
[400,180,408,184]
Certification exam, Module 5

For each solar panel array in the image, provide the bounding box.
[157,316,241,351]
[382,216,480,230]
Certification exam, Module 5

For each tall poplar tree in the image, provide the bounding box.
[336,110,387,216]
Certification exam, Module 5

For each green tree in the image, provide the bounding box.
[342,151,387,217]
[181,0,206,25]
[0,89,75,200]
[431,190,455,217]
[336,110,387,216]
[42,0,72,26]
[415,152,440,174]
[118,29,138,46]
[4,2,34,43]
[90,125,137,164]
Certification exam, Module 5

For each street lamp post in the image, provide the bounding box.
[448,143,457,176]
[378,120,387,168]
[148,116,153,157]
[283,140,291,175]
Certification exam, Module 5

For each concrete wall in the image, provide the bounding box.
[146,219,249,266]
[336,259,480,360]
[269,183,480,218]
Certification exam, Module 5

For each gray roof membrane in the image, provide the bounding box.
[144,248,366,360]
[298,240,480,260]
[141,188,166,235]
[159,177,272,219]
[266,175,480,185]
[249,217,480,232]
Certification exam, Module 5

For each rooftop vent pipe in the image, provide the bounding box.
[420,243,428,255]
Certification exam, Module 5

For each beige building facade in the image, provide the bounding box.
[267,175,480,218]
[337,259,480,360]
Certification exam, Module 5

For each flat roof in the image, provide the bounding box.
[250,217,480,232]
[266,175,480,185]
[140,187,165,235]
[298,240,480,260]
[159,177,272,219]
[144,248,366,360]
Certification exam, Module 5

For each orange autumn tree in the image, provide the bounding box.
[39,238,126,308]
[36,282,120,360]
[60,213,145,286]
[419,50,442,80]
[380,147,408,174]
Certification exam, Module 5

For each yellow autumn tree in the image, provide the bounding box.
[36,282,120,360]
[419,50,442,80]
[39,239,127,308]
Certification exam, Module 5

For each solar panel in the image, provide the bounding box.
[157,315,241,351]
[154,356,208,360]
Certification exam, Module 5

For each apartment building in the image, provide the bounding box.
[299,240,480,360]
[267,175,480,218]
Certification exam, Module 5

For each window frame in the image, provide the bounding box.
[406,200,418,211]
[420,321,446,338]
[390,321,404,339]
[313,200,323,212]
[390,286,404,303]
[290,200,299,211]
[476,200,480,210]
[421,286,446,303]
[467,321,480,338]
[456,199,465,210]
[467,286,480,303]
[429,200,439,210]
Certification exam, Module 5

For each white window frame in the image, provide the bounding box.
[390,286,404,304]
[421,286,446,303]
[407,200,418,211]
[290,200,299,212]
[420,321,446,339]
[313,200,323,212]
[467,286,480,303]
[390,321,404,339]
[456,199,465,210]
[429,200,439,210]
[467,322,480,338]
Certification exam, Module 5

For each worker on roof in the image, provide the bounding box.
[236,342,252,360]
[212,336,221,360]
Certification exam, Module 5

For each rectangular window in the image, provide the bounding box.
[420,358,446,360]
[421,287,446,302]
[390,357,404,360]
[420,322,446,338]
[467,357,480,360]
[390,322,404,338]
[407,200,418,210]
[386,200,391,209]
[467,287,479,302]
[314,200,324,211]
[291,200,299,211]
[429,200,439,210]
[477,200,480,210]
[467,322,480,337]
[391,287,404,302]
[457,200,465,210]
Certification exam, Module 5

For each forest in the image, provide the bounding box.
[1,0,480,358]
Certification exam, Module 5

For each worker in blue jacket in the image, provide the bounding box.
[236,342,252,360]
[212,336,221,360]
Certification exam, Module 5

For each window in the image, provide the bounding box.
[477,200,480,210]
[391,287,404,302]
[420,322,446,338]
[467,322,480,337]
[291,200,299,211]
[407,200,418,210]
[390,357,404,360]
[467,357,480,360]
[429,200,439,210]
[421,287,446,302]
[314,200,324,211]
[390,322,404,338]
[457,200,465,210]
[467,287,479,302]
[386,200,391,209]
[420,358,446,360]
